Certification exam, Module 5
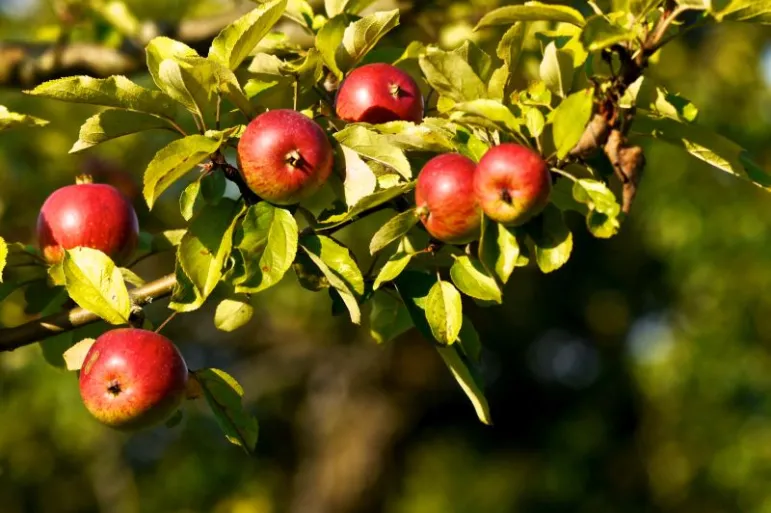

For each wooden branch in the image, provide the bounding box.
[0,274,177,352]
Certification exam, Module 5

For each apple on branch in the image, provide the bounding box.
[237,109,334,205]
[335,63,424,124]
[473,143,552,227]
[37,175,139,264]
[415,153,481,244]
[78,328,189,431]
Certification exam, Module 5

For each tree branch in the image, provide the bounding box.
[0,273,177,352]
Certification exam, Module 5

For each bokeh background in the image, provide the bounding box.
[2,0,771,512]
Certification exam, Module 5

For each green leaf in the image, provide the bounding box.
[0,105,48,131]
[171,200,244,312]
[369,290,413,344]
[317,182,415,227]
[394,270,435,339]
[209,0,288,70]
[214,296,254,332]
[234,202,298,294]
[630,114,771,188]
[0,237,7,282]
[450,255,502,303]
[621,77,698,123]
[580,15,637,51]
[373,251,412,290]
[714,1,771,24]
[300,234,364,323]
[315,14,348,79]
[436,345,493,425]
[426,280,463,345]
[142,134,223,209]
[62,337,96,371]
[62,248,131,324]
[540,41,574,98]
[573,178,621,238]
[369,209,420,254]
[145,37,200,112]
[457,315,482,362]
[451,100,522,134]
[452,40,493,82]
[368,120,456,152]
[479,219,520,284]
[325,0,376,17]
[498,23,526,69]
[631,0,663,16]
[552,88,594,159]
[419,47,488,103]
[528,205,573,273]
[339,145,378,207]
[70,109,170,153]
[120,267,146,287]
[475,2,585,29]
[334,125,412,179]
[26,76,178,119]
[337,9,400,72]
[180,180,202,221]
[195,368,259,453]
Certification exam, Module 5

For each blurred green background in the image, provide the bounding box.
[2,1,771,512]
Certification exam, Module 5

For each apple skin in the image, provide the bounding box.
[335,63,424,124]
[415,153,481,244]
[473,143,551,226]
[79,328,188,431]
[237,109,334,205]
[37,182,139,264]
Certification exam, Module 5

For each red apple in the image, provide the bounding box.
[237,109,334,205]
[415,153,481,244]
[79,328,188,431]
[335,63,424,124]
[473,143,551,226]
[37,176,139,264]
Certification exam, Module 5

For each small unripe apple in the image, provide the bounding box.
[37,176,139,264]
[473,143,551,226]
[79,328,188,431]
[237,109,334,205]
[415,153,481,244]
[335,63,424,124]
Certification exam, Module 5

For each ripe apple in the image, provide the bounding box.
[473,143,551,226]
[335,63,424,124]
[79,328,188,431]
[237,109,334,205]
[37,176,139,264]
[415,153,481,244]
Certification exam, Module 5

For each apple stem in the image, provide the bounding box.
[286,150,306,169]
[389,83,402,98]
[75,174,94,185]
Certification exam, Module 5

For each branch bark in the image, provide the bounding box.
[0,273,176,352]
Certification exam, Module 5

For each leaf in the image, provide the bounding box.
[373,251,412,290]
[62,248,131,324]
[479,219,520,284]
[145,37,200,112]
[300,234,364,324]
[450,255,502,303]
[630,114,771,188]
[234,202,298,294]
[621,77,698,123]
[714,0,771,24]
[457,315,482,362]
[426,280,463,345]
[0,237,6,282]
[451,100,522,134]
[334,125,412,178]
[62,338,96,371]
[475,2,585,29]
[70,109,170,153]
[317,182,415,227]
[540,41,575,98]
[195,369,259,453]
[527,205,573,273]
[369,290,413,344]
[369,209,420,254]
[572,178,621,238]
[142,134,223,209]
[418,47,488,103]
[367,120,456,152]
[171,200,244,312]
[180,180,201,221]
[436,345,493,425]
[339,145,377,207]
[497,23,526,68]
[214,296,254,332]
[315,14,348,79]
[580,15,637,51]
[209,0,288,70]
[0,105,48,131]
[325,0,376,17]
[451,40,493,82]
[26,76,177,119]
[338,9,401,72]
[120,267,146,287]
[552,88,594,159]
[631,0,663,16]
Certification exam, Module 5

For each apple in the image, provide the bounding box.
[37,176,139,264]
[415,153,481,244]
[237,109,334,205]
[473,143,551,226]
[79,328,188,431]
[335,63,424,124]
